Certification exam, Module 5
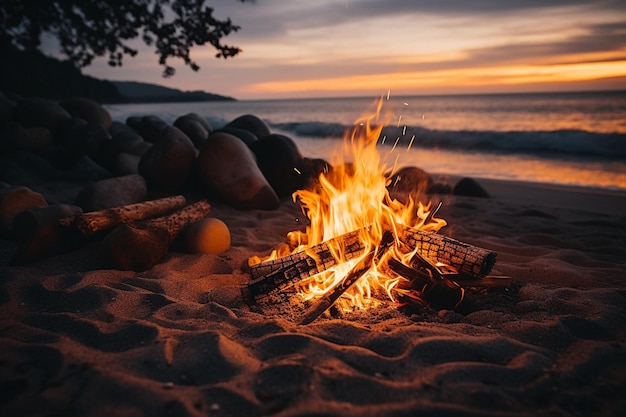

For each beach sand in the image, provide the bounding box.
[1,178,625,417]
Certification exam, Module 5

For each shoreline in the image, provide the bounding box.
[445,176,626,217]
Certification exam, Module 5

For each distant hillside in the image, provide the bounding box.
[0,41,122,102]
[113,81,235,103]
[0,42,235,103]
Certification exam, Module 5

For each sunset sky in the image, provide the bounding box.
[80,0,626,100]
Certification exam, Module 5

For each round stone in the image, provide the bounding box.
[225,114,271,139]
[186,217,231,254]
[60,97,113,130]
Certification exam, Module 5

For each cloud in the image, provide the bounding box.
[215,0,626,41]
[80,0,626,98]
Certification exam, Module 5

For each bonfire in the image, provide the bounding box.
[247,98,497,323]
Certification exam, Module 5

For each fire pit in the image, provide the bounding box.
[247,99,497,323]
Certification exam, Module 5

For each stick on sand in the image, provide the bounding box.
[61,195,187,236]
[102,200,211,271]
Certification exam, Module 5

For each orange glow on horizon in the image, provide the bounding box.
[247,59,626,95]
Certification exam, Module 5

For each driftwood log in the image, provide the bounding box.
[61,195,187,236]
[10,196,189,265]
[102,200,211,271]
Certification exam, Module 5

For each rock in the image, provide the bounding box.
[75,174,147,212]
[196,132,280,210]
[0,121,53,153]
[184,112,212,132]
[0,90,16,125]
[174,113,211,148]
[299,157,331,188]
[61,156,112,182]
[132,115,169,143]
[2,151,59,183]
[52,118,111,166]
[109,121,149,153]
[0,155,46,187]
[249,134,306,198]
[387,166,433,194]
[98,121,150,171]
[225,114,271,139]
[13,97,72,132]
[125,116,142,131]
[0,186,48,236]
[186,217,231,254]
[12,203,82,243]
[110,152,141,176]
[138,125,196,193]
[453,177,491,198]
[60,97,112,130]
[215,126,258,147]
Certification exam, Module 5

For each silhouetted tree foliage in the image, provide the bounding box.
[0,0,250,77]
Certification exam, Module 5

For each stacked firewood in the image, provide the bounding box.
[247,226,498,323]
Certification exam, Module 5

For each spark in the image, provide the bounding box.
[402,126,407,135]
[381,135,387,144]
[403,102,409,106]
[294,167,302,174]
[387,89,391,100]
[407,134,416,151]
[391,137,400,152]
[397,115,402,127]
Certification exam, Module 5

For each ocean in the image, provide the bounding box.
[104,91,626,191]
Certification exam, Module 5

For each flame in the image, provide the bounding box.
[254,96,447,312]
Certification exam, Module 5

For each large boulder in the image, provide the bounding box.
[128,115,169,143]
[60,97,112,131]
[453,177,490,198]
[98,121,150,172]
[386,166,433,195]
[0,121,53,153]
[196,132,279,210]
[75,174,147,212]
[225,114,271,139]
[52,117,111,167]
[214,126,258,147]
[13,97,71,133]
[138,125,196,193]
[249,133,306,198]
[173,113,212,148]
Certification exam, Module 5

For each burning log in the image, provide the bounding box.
[299,230,394,324]
[400,227,496,278]
[60,195,187,236]
[248,228,367,302]
[102,200,211,271]
[387,257,464,310]
[248,226,496,303]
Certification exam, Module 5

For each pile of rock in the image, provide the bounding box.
[0,91,327,266]
[1,91,327,209]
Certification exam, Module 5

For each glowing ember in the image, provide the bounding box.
[251,97,447,313]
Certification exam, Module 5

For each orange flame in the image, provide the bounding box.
[256,96,447,311]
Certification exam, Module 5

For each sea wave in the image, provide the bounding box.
[271,121,626,160]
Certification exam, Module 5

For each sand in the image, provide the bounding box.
[1,178,625,417]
